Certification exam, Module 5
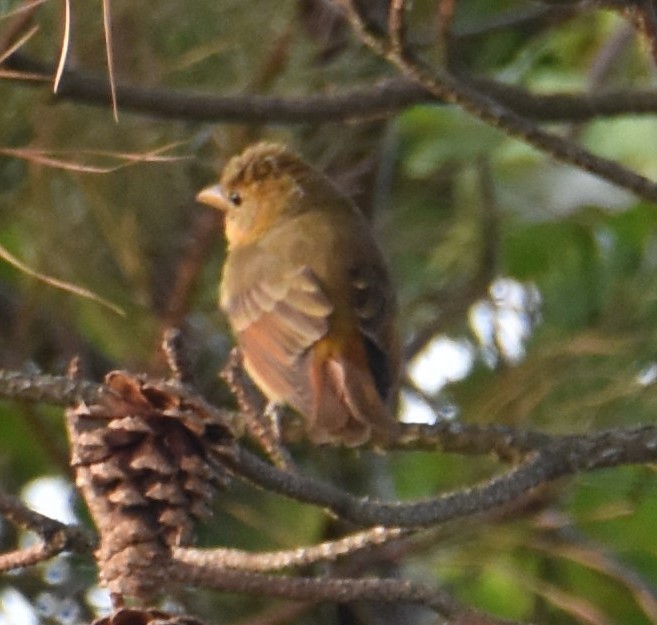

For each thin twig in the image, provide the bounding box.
[171,562,459,616]
[0,0,41,57]
[0,242,125,316]
[0,540,66,572]
[101,0,118,121]
[172,526,406,572]
[221,349,296,471]
[0,24,38,64]
[436,0,457,61]
[53,0,70,93]
[388,0,406,56]
[0,491,95,566]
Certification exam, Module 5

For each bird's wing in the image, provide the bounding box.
[223,266,333,414]
[224,262,398,447]
[349,263,398,404]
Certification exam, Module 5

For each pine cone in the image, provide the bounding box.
[66,371,234,602]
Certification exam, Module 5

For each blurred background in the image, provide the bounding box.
[3,1,657,623]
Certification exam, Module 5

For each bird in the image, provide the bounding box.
[196,142,400,446]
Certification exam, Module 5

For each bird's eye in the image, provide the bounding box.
[228,191,242,206]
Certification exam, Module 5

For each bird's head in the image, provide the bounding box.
[196,143,311,247]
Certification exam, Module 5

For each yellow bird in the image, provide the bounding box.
[197,143,400,446]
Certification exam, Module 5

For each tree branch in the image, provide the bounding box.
[338,0,657,203]
[5,368,657,533]
[221,426,657,527]
[0,491,95,573]
[170,562,459,616]
[4,52,657,125]
[172,526,406,573]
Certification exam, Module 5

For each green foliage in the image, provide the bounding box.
[398,107,504,175]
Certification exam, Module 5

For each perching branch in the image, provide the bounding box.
[4,365,657,623]
[217,425,657,528]
[0,491,95,573]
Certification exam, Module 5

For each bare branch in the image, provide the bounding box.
[0,491,95,572]
[53,0,70,93]
[221,349,295,470]
[393,421,552,459]
[0,541,66,572]
[220,426,657,528]
[6,53,657,125]
[0,24,38,64]
[172,526,406,572]
[388,0,406,56]
[0,368,244,433]
[0,368,107,405]
[0,241,125,316]
[5,368,657,537]
[0,0,41,57]
[101,0,118,121]
[170,562,459,616]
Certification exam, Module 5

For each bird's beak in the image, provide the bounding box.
[196,184,227,211]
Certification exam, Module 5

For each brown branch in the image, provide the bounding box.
[5,367,657,537]
[436,0,457,62]
[5,52,657,124]
[0,368,106,406]
[172,526,406,572]
[172,560,531,624]
[394,420,552,459]
[640,1,657,68]
[161,327,195,385]
[0,491,95,572]
[0,537,66,572]
[466,76,657,122]
[220,425,657,528]
[0,368,242,434]
[221,349,295,470]
[170,562,459,616]
[0,369,546,459]
[3,364,657,625]
[612,0,657,70]
[1,366,652,460]
[0,0,40,58]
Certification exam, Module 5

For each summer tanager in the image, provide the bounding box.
[196,142,400,446]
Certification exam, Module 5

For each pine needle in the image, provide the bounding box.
[0,243,126,317]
